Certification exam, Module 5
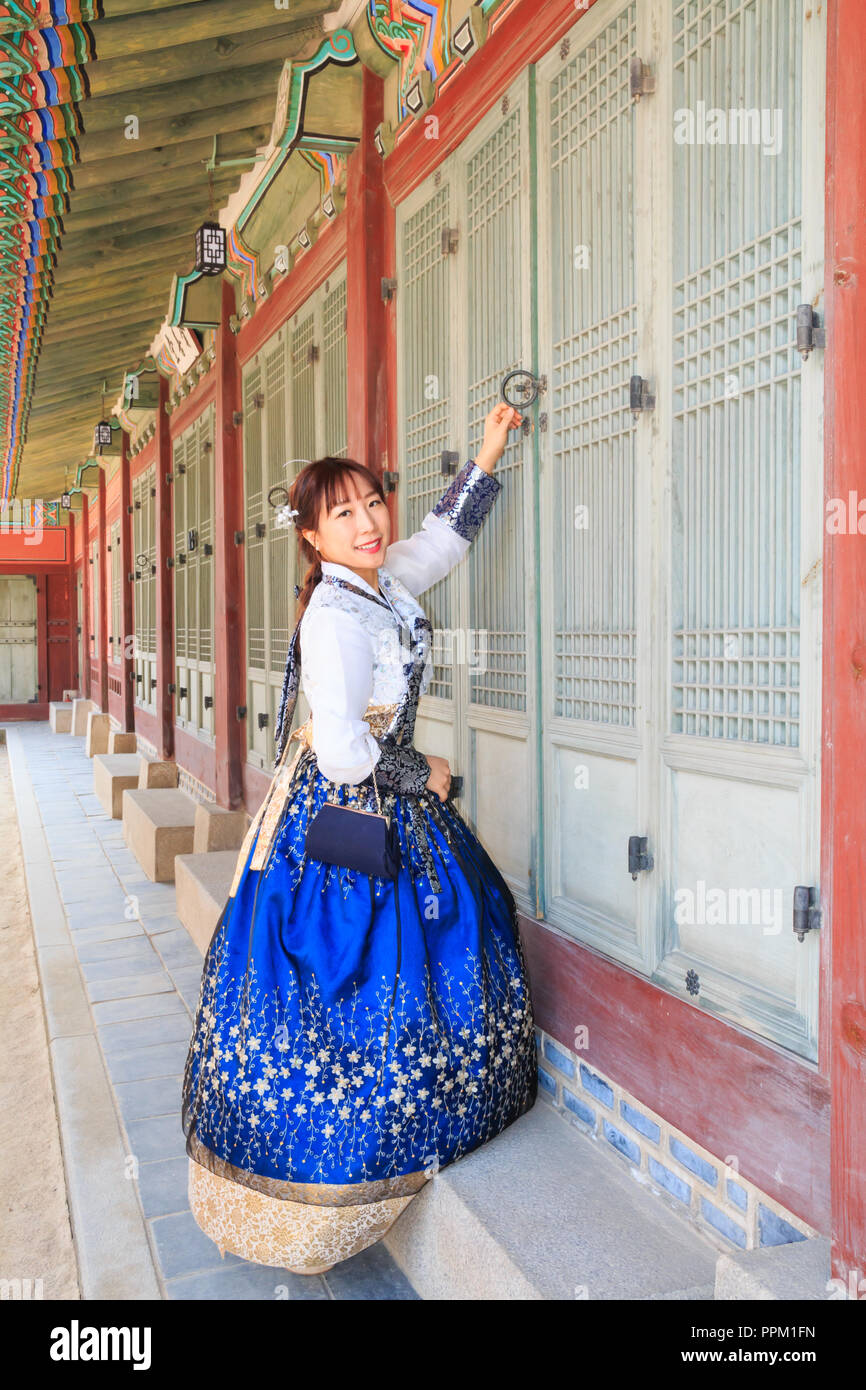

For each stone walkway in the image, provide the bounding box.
[4,720,418,1301]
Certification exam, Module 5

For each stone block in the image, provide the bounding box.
[192,802,249,855]
[72,697,96,735]
[49,701,73,733]
[138,759,179,789]
[108,730,138,754]
[85,710,111,757]
[93,754,142,818]
[122,788,197,882]
[174,851,237,954]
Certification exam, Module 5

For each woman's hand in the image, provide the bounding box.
[424,753,452,803]
[474,402,523,473]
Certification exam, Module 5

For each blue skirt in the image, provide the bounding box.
[182,751,538,1221]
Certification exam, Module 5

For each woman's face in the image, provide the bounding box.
[302,472,391,582]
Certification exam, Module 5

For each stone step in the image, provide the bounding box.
[71,697,96,736]
[122,787,198,882]
[715,1237,833,1300]
[93,753,142,818]
[175,849,238,954]
[49,702,73,733]
[384,1100,720,1300]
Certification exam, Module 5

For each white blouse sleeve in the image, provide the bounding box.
[300,606,383,785]
[383,459,502,596]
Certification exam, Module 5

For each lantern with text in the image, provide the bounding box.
[94,420,112,452]
[194,222,226,276]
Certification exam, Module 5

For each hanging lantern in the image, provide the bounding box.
[194,221,227,275]
[61,492,71,509]
[94,420,112,451]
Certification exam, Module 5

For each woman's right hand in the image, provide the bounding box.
[424,753,452,803]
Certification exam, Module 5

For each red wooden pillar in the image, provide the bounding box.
[66,510,76,692]
[214,279,244,809]
[119,429,135,730]
[97,465,108,712]
[155,376,175,760]
[35,577,48,705]
[81,492,91,700]
[825,0,866,1285]
[345,68,390,480]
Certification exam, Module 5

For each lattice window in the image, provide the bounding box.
[322,278,348,459]
[466,105,527,711]
[671,0,803,746]
[549,3,638,726]
[110,518,121,660]
[91,539,99,658]
[401,184,456,701]
[243,363,266,673]
[291,313,316,464]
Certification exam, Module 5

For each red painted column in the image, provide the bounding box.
[345,67,390,480]
[214,279,244,808]
[824,0,866,1285]
[81,493,91,700]
[66,510,77,692]
[35,577,47,705]
[119,429,135,730]
[155,376,175,760]
[97,465,108,712]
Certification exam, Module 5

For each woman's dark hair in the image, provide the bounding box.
[290,456,387,628]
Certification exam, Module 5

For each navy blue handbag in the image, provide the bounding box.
[305,762,402,879]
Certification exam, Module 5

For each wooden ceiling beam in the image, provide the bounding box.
[75,0,325,64]
[68,123,272,192]
[69,93,278,166]
[81,20,323,101]
[74,61,284,134]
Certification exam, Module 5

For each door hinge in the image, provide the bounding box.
[628,835,654,879]
[630,57,656,101]
[381,277,397,303]
[629,374,656,415]
[793,885,822,941]
[796,305,826,360]
[441,227,459,255]
[440,450,459,475]
[382,470,399,494]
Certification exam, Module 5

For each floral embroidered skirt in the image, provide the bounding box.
[182,749,538,1272]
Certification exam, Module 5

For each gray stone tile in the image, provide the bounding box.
[77,936,159,965]
[103,1039,190,1084]
[171,966,205,1012]
[125,1114,189,1164]
[99,1012,193,1056]
[115,1073,183,1124]
[131,894,182,916]
[59,880,125,907]
[149,1210,243,1279]
[81,952,165,982]
[166,1264,330,1300]
[92,992,189,1026]
[142,916,185,937]
[67,902,144,931]
[86,971,175,1003]
[134,1155,190,1219]
[322,1242,420,1300]
[71,921,145,947]
[152,928,205,971]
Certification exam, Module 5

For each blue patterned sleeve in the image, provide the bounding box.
[429,458,502,542]
[383,460,502,596]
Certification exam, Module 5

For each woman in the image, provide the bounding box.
[182,402,538,1275]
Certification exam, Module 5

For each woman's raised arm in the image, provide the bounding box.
[383,459,502,596]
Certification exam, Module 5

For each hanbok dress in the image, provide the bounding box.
[182,459,538,1272]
